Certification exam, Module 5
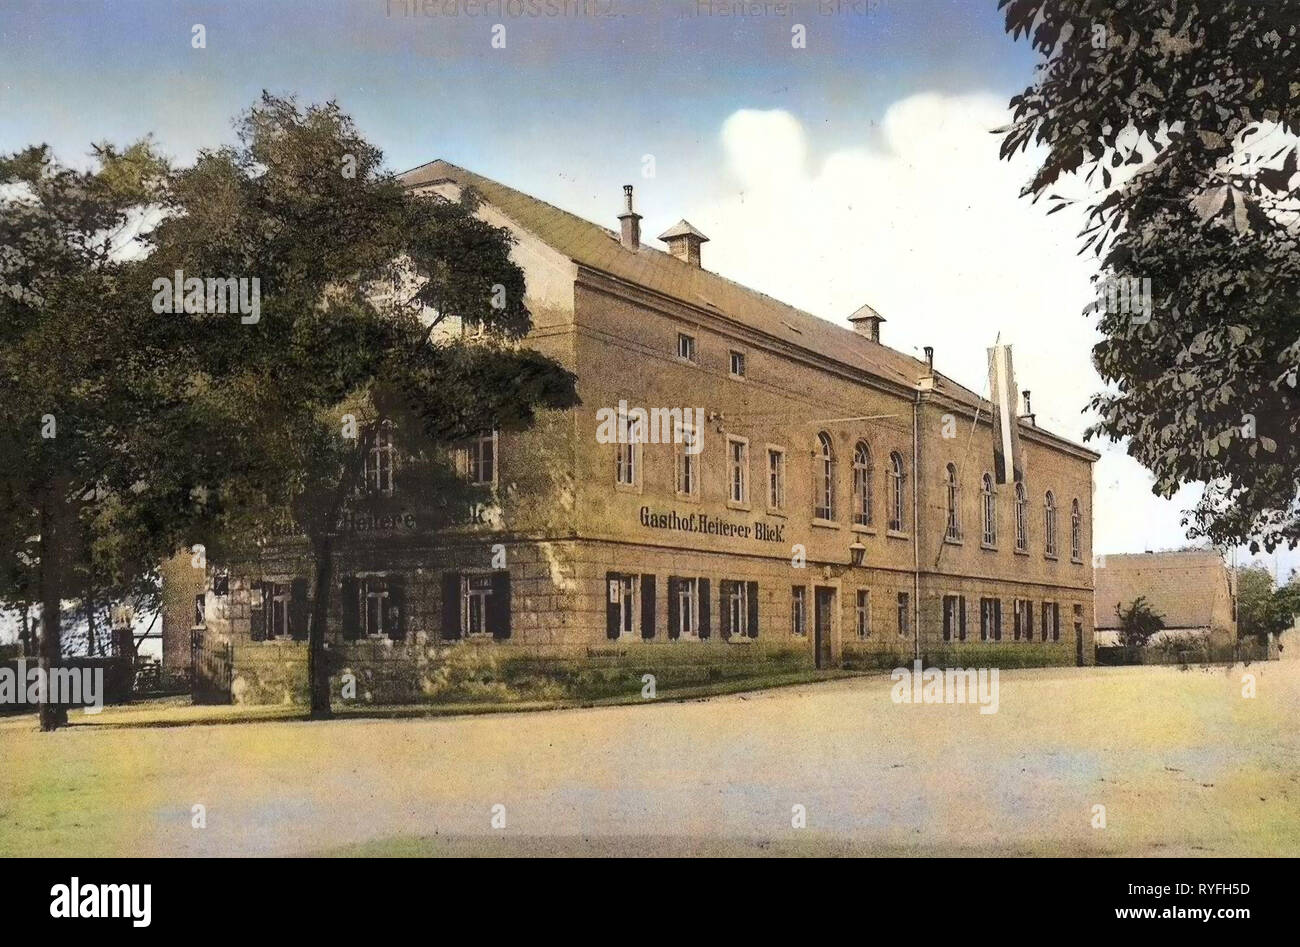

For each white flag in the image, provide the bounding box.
[988,344,1023,485]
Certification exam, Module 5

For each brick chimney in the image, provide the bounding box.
[848,303,886,342]
[658,220,709,268]
[618,185,641,250]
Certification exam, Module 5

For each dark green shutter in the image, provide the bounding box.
[698,578,711,639]
[441,572,461,640]
[490,570,511,639]
[747,581,759,638]
[290,578,309,641]
[959,596,967,641]
[341,577,360,641]
[994,599,1002,641]
[641,574,655,640]
[388,578,406,641]
[667,576,681,640]
[250,581,266,641]
[605,571,621,640]
[718,580,733,640]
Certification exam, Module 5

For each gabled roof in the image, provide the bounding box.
[398,159,1096,458]
[1094,550,1233,630]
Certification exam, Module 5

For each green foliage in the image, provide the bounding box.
[1114,595,1166,648]
[999,1,1300,552]
[1235,565,1300,640]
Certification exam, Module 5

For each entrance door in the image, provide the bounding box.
[814,586,835,669]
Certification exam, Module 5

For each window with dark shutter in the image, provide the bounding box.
[641,574,655,639]
[959,596,967,641]
[667,576,681,639]
[746,581,759,638]
[698,578,711,639]
[341,576,360,641]
[606,571,621,640]
[718,580,733,640]
[388,577,406,641]
[490,570,511,639]
[290,578,309,641]
[994,599,1002,641]
[250,581,266,641]
[440,572,461,640]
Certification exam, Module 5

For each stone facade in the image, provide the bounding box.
[190,160,1099,704]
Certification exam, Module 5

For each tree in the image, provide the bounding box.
[151,94,578,718]
[998,1,1300,553]
[0,142,224,729]
[1115,596,1166,648]
[1235,565,1300,642]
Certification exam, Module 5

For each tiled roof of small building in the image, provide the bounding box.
[1094,550,1231,630]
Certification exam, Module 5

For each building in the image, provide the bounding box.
[190,160,1099,704]
[1093,550,1236,650]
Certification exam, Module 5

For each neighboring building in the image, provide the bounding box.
[1093,550,1237,650]
[160,552,205,670]
[190,160,1100,704]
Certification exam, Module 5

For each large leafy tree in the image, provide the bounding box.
[999,0,1300,552]
[1235,565,1300,642]
[0,142,227,729]
[153,94,578,718]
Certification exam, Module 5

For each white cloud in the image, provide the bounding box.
[692,94,1247,563]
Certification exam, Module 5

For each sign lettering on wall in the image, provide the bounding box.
[639,506,785,543]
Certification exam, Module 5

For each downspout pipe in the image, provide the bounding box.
[912,389,922,662]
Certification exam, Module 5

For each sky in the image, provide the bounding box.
[1,0,1294,584]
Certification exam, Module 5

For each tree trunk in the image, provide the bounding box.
[307,533,334,720]
[38,485,68,731]
[19,601,30,659]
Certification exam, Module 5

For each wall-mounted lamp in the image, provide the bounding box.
[849,540,866,567]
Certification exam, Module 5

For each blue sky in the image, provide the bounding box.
[2,0,1294,581]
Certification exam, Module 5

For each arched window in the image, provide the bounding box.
[944,463,961,541]
[852,441,872,526]
[888,452,906,532]
[1071,499,1082,561]
[1014,482,1028,551]
[815,432,835,520]
[1044,490,1058,556]
[981,473,997,546]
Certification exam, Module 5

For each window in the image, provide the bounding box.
[728,437,749,505]
[1041,601,1060,641]
[729,350,746,378]
[618,574,638,638]
[852,442,873,527]
[944,463,961,541]
[1073,603,1084,644]
[616,416,642,487]
[677,577,699,637]
[767,448,786,511]
[791,586,807,636]
[676,428,698,497]
[268,581,291,640]
[466,431,497,487]
[465,575,494,637]
[726,581,747,636]
[896,592,910,638]
[981,473,997,546]
[365,579,393,638]
[980,597,1002,641]
[677,332,697,363]
[942,594,966,642]
[815,432,835,520]
[193,593,205,627]
[1044,491,1058,557]
[365,421,395,495]
[855,589,871,638]
[1071,499,1082,561]
[1014,482,1028,551]
[888,452,906,532]
[1014,599,1034,641]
